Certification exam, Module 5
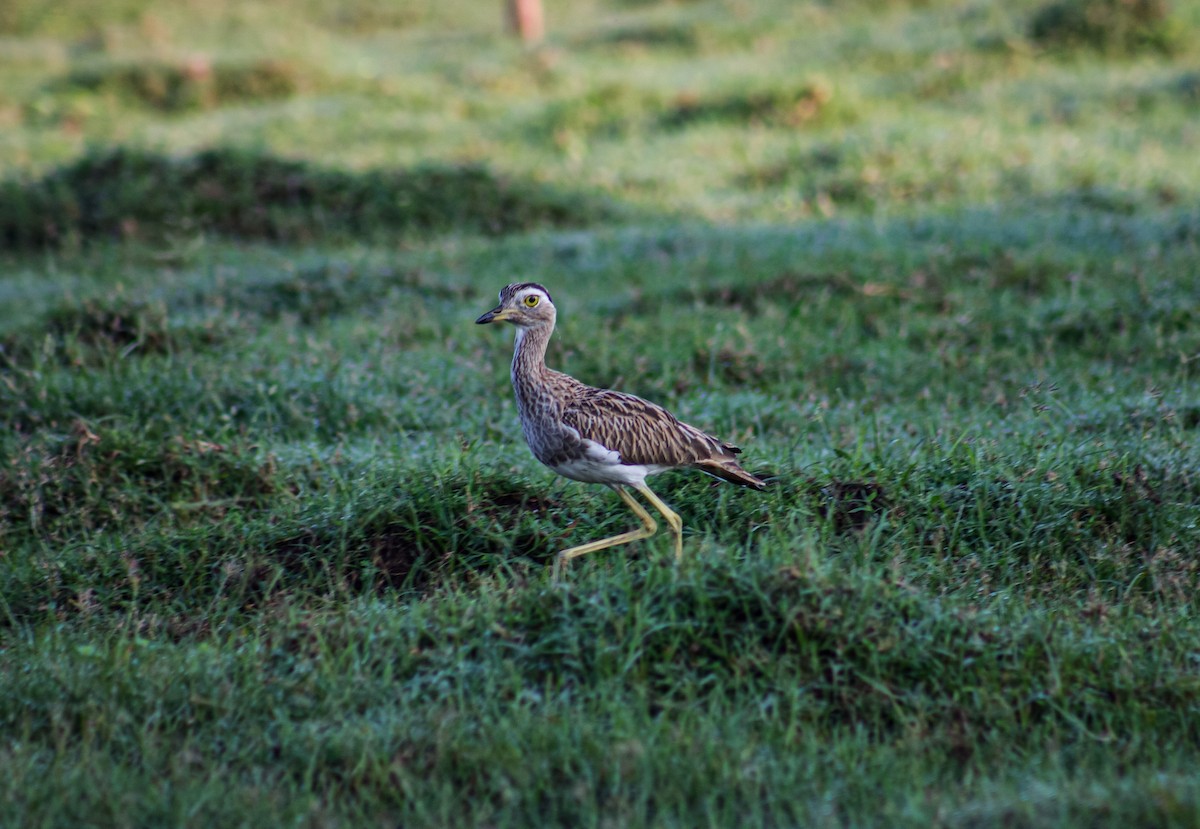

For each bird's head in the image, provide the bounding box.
[475,282,556,329]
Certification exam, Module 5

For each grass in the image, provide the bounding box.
[0,146,618,248]
[2,0,1200,826]
[1029,0,1183,55]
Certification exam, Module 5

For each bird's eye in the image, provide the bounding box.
[523,295,540,308]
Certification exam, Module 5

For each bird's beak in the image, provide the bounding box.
[475,306,514,325]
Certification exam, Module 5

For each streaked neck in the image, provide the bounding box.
[512,324,552,378]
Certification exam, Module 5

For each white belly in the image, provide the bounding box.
[548,439,669,486]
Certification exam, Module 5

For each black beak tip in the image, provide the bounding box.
[475,313,493,325]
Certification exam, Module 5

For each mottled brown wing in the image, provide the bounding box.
[561,387,731,468]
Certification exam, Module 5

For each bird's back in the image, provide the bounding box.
[560,380,766,490]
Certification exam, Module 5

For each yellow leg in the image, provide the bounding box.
[554,486,656,580]
[634,482,684,561]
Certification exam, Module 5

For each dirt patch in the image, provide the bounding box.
[260,476,566,595]
[467,478,565,566]
[267,521,432,594]
[661,81,847,130]
[816,480,890,533]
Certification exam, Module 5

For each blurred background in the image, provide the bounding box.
[1,0,1197,242]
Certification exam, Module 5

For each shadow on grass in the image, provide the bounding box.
[0,261,471,369]
[263,475,566,598]
[0,297,228,366]
[1029,0,1185,55]
[0,146,622,250]
[0,467,573,624]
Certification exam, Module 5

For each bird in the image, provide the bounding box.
[475,282,765,575]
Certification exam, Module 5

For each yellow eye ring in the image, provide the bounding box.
[523,295,540,308]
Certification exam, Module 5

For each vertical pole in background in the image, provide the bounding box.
[507,0,544,43]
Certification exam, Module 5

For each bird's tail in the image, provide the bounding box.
[694,457,768,490]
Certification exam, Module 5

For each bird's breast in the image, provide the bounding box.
[511,375,579,465]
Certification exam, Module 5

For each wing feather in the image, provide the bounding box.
[561,387,734,468]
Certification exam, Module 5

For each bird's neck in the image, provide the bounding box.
[512,323,552,379]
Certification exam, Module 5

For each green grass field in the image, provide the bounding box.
[2,0,1199,825]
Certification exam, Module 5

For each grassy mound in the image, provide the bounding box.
[48,58,306,113]
[1029,0,1183,54]
[0,427,278,544]
[0,147,617,249]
